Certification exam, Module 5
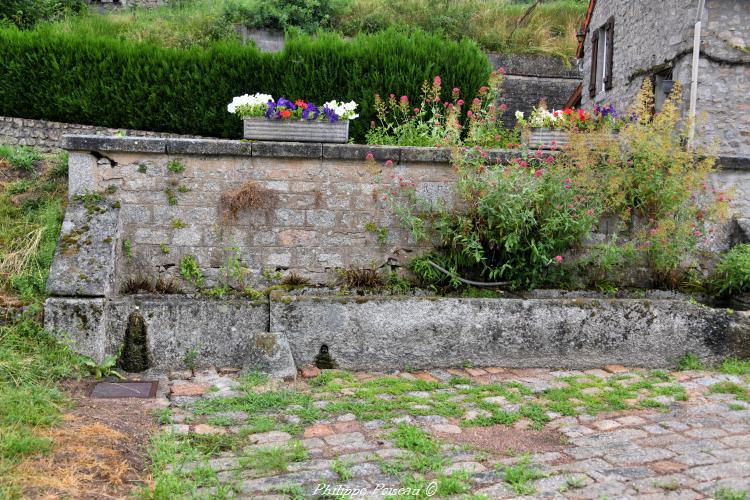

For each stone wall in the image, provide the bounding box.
[51,136,750,297]
[488,54,582,128]
[0,116,203,153]
[579,0,750,158]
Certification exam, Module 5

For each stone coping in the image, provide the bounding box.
[61,135,522,164]
[61,135,749,169]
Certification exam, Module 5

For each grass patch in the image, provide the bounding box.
[238,441,307,475]
[709,382,749,402]
[498,455,546,495]
[389,424,439,455]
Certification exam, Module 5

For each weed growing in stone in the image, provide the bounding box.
[166,159,185,174]
[498,454,546,495]
[179,255,204,288]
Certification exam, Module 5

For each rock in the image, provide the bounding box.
[170,382,212,397]
[431,424,462,434]
[169,370,193,380]
[304,424,334,438]
[299,365,320,379]
[193,424,227,435]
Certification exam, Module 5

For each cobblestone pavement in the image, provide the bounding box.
[156,365,750,499]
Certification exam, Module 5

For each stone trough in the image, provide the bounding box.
[43,135,750,376]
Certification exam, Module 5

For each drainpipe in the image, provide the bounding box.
[688,0,706,150]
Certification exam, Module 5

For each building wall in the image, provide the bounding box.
[580,0,750,157]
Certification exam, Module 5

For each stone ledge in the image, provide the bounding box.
[62,135,167,153]
[61,135,749,171]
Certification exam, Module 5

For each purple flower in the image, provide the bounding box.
[276,97,296,110]
[323,105,339,123]
[302,103,320,120]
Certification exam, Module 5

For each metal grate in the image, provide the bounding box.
[90,381,158,399]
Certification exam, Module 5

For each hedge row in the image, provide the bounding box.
[0,27,491,142]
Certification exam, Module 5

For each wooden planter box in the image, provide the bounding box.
[527,128,569,149]
[243,118,349,143]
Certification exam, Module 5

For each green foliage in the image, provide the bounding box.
[166,159,185,174]
[81,354,124,379]
[0,147,66,301]
[0,144,43,171]
[180,255,204,288]
[389,423,439,454]
[0,0,84,29]
[499,455,546,495]
[0,26,489,143]
[677,353,704,371]
[715,489,748,500]
[225,0,347,34]
[712,244,750,297]
[388,81,726,291]
[367,70,518,148]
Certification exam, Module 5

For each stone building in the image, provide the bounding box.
[576,0,749,162]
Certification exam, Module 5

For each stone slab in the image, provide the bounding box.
[46,201,119,297]
[271,294,745,370]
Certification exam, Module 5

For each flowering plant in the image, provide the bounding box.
[515,103,627,131]
[228,93,359,122]
[366,70,518,148]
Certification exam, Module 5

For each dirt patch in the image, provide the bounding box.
[15,379,159,499]
[439,425,569,455]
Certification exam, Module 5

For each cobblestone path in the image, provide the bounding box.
[153,365,750,499]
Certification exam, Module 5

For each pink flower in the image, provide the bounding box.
[389,93,395,99]
[494,134,501,141]
[434,75,442,86]
[519,160,528,168]
[499,103,508,110]
[400,95,408,103]
[385,159,394,167]
[546,156,555,164]
[366,152,374,161]
[467,110,474,118]
[498,67,506,74]
[694,230,702,237]
[479,86,489,94]
[567,204,574,209]
[472,97,481,105]
[452,87,460,94]
[457,99,464,106]
[534,169,543,177]
[554,255,563,264]
[414,108,420,113]
[650,228,658,236]
[586,209,594,216]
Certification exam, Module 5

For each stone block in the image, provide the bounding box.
[44,297,108,361]
[252,141,322,159]
[271,294,739,371]
[62,135,166,153]
[165,138,252,156]
[322,144,400,162]
[46,201,120,297]
[68,152,97,198]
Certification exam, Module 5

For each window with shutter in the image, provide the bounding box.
[589,30,599,98]
[604,17,615,90]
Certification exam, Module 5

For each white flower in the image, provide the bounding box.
[227,93,274,114]
[515,111,524,121]
[324,99,359,120]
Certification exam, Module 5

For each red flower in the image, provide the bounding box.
[534,169,543,178]
[280,109,292,119]
[294,99,307,109]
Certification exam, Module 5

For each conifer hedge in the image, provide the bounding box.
[0,27,491,142]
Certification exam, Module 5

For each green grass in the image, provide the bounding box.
[0,147,85,497]
[715,488,748,500]
[46,0,586,57]
[498,455,546,495]
[238,441,307,474]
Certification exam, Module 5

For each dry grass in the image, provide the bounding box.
[340,267,384,288]
[281,271,310,287]
[220,181,277,221]
[0,226,45,289]
[12,417,134,498]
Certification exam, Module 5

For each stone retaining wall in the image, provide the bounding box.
[43,292,750,372]
[0,116,203,152]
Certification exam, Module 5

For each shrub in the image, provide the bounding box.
[224,0,347,34]
[383,80,726,291]
[0,0,84,29]
[366,70,518,148]
[712,244,750,297]
[0,26,490,142]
